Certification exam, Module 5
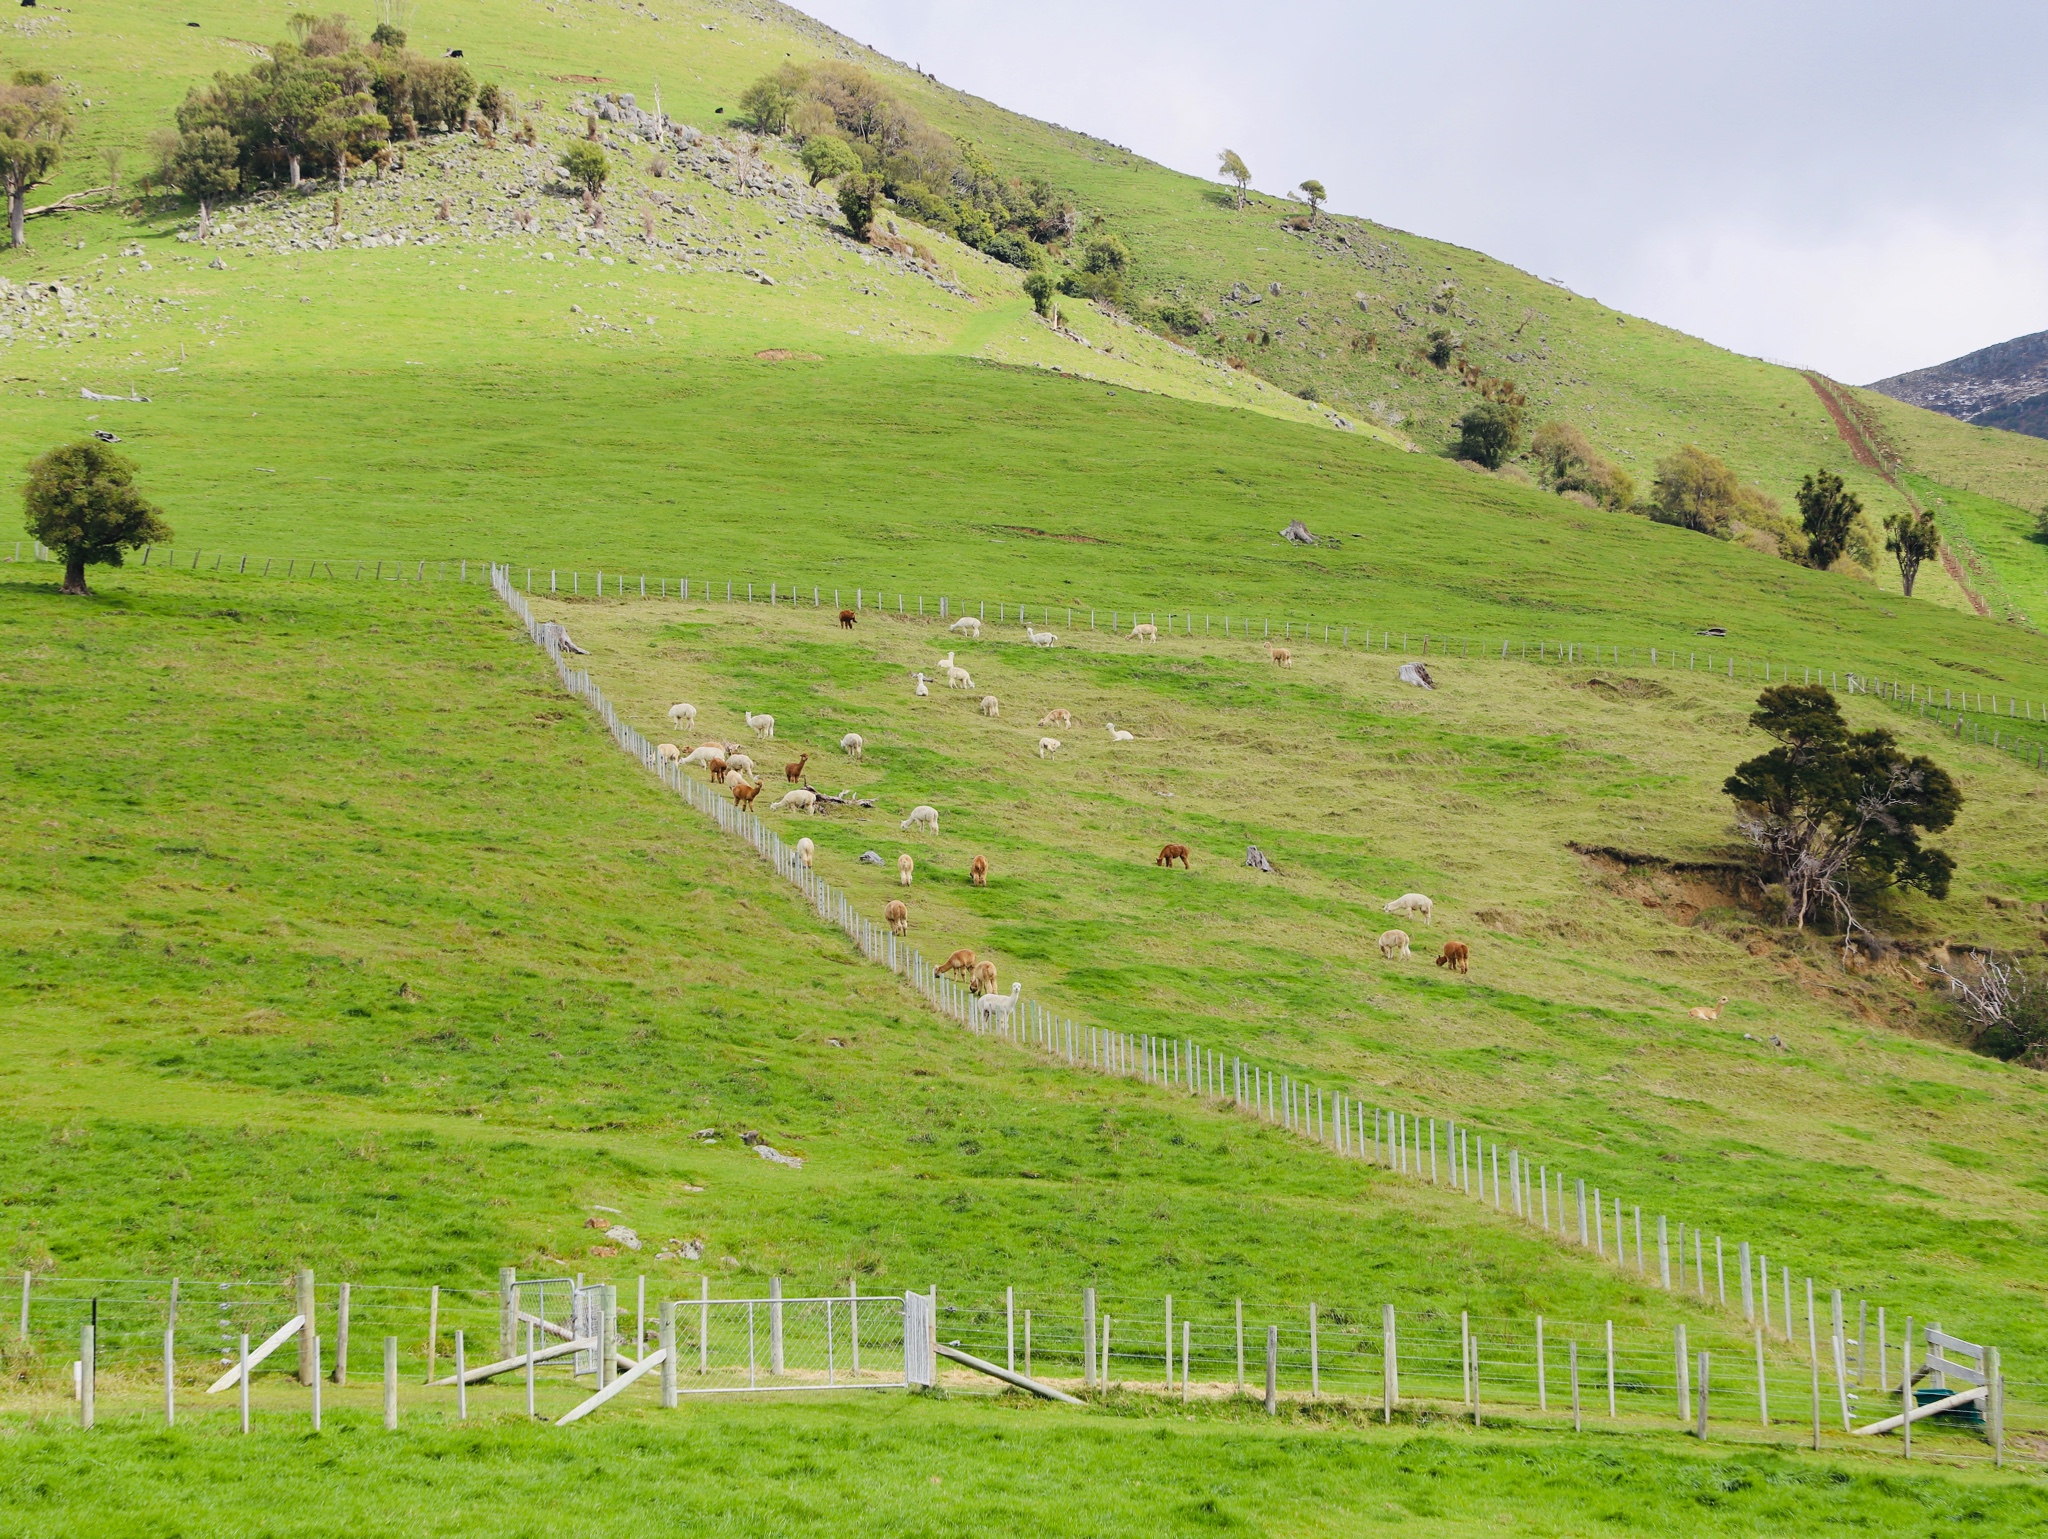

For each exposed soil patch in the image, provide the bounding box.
[1574,675,1671,701]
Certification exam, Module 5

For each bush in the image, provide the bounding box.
[1151,300,1205,337]
[1455,400,1522,469]
[561,140,609,196]
[1651,445,1741,537]
[1023,271,1055,318]
[739,76,799,135]
[1424,328,1456,369]
[476,83,506,128]
[799,134,858,187]
[836,171,878,241]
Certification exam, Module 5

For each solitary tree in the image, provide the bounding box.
[561,139,609,200]
[1297,178,1326,222]
[1651,444,1741,537]
[167,127,241,233]
[1795,467,1862,570]
[23,440,172,596]
[1455,397,1524,469]
[836,169,878,241]
[1217,148,1250,211]
[799,134,858,187]
[1022,269,1055,318]
[1723,685,1959,934]
[0,70,71,248]
[1883,507,1939,597]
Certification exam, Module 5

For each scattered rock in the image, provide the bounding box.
[1399,662,1436,690]
[859,850,884,865]
[603,1225,643,1251]
[1245,844,1275,873]
[1281,519,1316,545]
[208,256,227,270]
[656,1237,705,1260]
[754,1143,803,1169]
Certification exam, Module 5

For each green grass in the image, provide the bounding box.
[1906,474,2048,630]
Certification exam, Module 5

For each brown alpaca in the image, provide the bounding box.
[707,757,730,783]
[1435,941,1469,974]
[1268,644,1293,667]
[785,753,810,783]
[839,609,857,629]
[968,960,997,995]
[935,948,975,976]
[970,854,988,887]
[1688,995,1729,1022]
[731,779,761,808]
[1156,843,1191,868]
[884,900,909,935]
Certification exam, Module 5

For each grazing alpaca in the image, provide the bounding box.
[1383,893,1433,925]
[1688,995,1730,1022]
[839,609,857,629]
[731,779,761,808]
[1025,626,1057,647]
[970,854,988,887]
[1128,623,1158,642]
[678,745,723,768]
[723,753,755,778]
[1378,929,1411,960]
[1268,644,1293,667]
[1106,722,1135,742]
[975,981,1024,1028]
[1038,737,1062,758]
[913,673,930,697]
[707,757,731,783]
[884,900,910,935]
[898,853,914,886]
[1156,843,1190,868]
[785,753,810,783]
[968,959,997,996]
[668,702,697,729]
[656,743,683,764]
[840,732,864,758]
[745,712,776,739]
[769,788,818,814]
[935,948,975,977]
[938,652,974,690]
[1435,940,1469,974]
[979,695,1000,717]
[1038,709,1072,728]
[900,805,939,834]
[949,615,982,637]
[796,837,815,869]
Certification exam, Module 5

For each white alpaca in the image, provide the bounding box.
[1038,737,1062,758]
[975,981,1024,1028]
[1038,709,1072,727]
[796,836,815,868]
[745,712,776,739]
[840,732,864,758]
[1106,722,1135,742]
[1383,893,1434,925]
[724,753,755,778]
[656,743,683,764]
[667,703,697,729]
[898,853,914,886]
[939,652,973,690]
[679,745,723,768]
[1025,626,1057,647]
[900,805,939,833]
[914,673,930,697]
[980,695,1000,717]
[1378,929,1412,960]
[949,615,982,637]
[1128,623,1158,642]
[770,788,818,814]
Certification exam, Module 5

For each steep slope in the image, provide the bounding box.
[1868,327,2048,433]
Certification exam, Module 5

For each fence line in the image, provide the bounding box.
[13,540,2045,765]
[483,565,2008,1407]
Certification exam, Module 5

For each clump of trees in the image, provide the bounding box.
[1,68,71,249]
[1529,422,1635,509]
[1723,684,1959,935]
[738,62,1071,267]
[23,439,172,596]
[166,13,476,198]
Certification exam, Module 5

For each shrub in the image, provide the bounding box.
[370,22,406,48]
[1424,328,1456,368]
[561,140,609,197]
[836,171,878,241]
[1151,299,1205,337]
[1455,400,1522,469]
[1023,270,1055,318]
[1650,445,1741,537]
[799,134,858,187]
[739,76,799,135]
[1884,508,1940,597]
[476,83,506,128]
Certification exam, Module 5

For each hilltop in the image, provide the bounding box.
[1869,327,2048,440]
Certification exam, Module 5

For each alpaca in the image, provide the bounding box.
[769,788,818,814]
[1268,644,1293,667]
[1038,709,1072,728]
[914,673,930,697]
[679,745,723,768]
[975,981,1023,1028]
[796,836,815,869]
[1106,722,1135,742]
[840,732,864,758]
[949,615,982,637]
[968,959,997,995]
[745,712,776,739]
[1128,623,1158,642]
[839,609,857,629]
[656,743,683,764]
[900,805,939,834]
[785,753,810,783]
[723,753,755,778]
[884,899,909,935]
[1025,626,1056,647]
[938,652,973,690]
[979,695,1000,717]
[898,853,914,886]
[667,702,697,729]
[731,779,761,808]
[1688,995,1730,1022]
[970,854,988,887]
[935,948,975,976]
[1383,893,1433,925]
[1038,737,1062,758]
[1436,941,1469,974]
[1378,929,1411,960]
[707,757,731,783]
[1156,843,1190,868]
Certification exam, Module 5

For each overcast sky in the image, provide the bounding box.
[798,0,2048,384]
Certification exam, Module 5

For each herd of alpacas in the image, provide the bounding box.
[649,614,1473,1024]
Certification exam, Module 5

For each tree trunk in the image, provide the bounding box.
[289,153,301,188]
[61,554,89,595]
[8,191,23,249]
[1900,556,1920,598]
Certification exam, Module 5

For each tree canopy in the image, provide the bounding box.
[22,440,172,596]
[561,140,609,198]
[1883,508,1940,598]
[1297,179,1325,220]
[1795,467,1862,571]
[1218,149,1250,209]
[167,127,240,231]
[1723,684,1960,932]
[798,134,858,187]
